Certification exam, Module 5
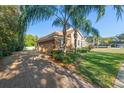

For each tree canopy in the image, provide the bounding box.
[0,6,20,56]
[24,34,38,47]
[0,5,124,56]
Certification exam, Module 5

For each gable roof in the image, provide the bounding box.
[38,28,84,43]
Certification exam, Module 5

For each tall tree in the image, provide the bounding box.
[53,6,74,52]
[91,27,100,46]
[17,5,55,50]
[0,6,20,56]
[18,5,124,53]
[52,6,92,52]
[24,34,38,47]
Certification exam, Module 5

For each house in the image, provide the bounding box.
[110,36,124,48]
[37,28,88,53]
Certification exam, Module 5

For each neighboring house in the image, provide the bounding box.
[37,28,88,53]
[110,41,124,48]
[116,43,124,48]
[110,36,124,48]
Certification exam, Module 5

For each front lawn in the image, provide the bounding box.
[51,49,124,87]
[77,52,124,87]
[92,48,124,54]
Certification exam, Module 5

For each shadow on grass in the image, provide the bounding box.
[78,52,124,87]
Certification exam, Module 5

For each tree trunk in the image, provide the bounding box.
[63,24,67,53]
[74,28,78,53]
[17,31,24,51]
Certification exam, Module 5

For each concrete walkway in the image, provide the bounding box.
[0,50,94,88]
[114,62,124,88]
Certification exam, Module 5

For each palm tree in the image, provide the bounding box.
[91,27,100,46]
[69,17,90,52]
[17,5,124,52]
[52,6,75,53]
[52,5,92,53]
[17,5,55,50]
[68,9,99,52]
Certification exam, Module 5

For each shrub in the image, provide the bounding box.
[77,47,89,53]
[87,45,94,51]
[63,52,80,64]
[51,50,64,61]
[51,50,80,64]
[77,45,94,53]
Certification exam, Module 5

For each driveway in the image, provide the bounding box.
[0,50,94,88]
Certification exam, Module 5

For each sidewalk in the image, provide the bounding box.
[114,62,124,88]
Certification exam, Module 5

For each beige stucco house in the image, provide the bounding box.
[37,28,88,53]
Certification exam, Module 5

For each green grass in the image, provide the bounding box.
[92,48,124,54]
[77,52,124,87]
[51,48,124,87]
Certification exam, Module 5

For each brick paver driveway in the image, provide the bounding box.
[0,50,94,88]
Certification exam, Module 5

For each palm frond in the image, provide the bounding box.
[91,27,100,37]
[52,18,63,27]
[113,5,124,20]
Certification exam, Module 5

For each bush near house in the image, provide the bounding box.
[51,50,64,61]
[51,46,92,63]
[51,50,80,64]
[51,46,94,64]
[63,52,80,64]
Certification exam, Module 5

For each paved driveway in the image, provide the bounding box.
[0,50,94,88]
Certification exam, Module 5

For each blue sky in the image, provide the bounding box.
[27,6,124,38]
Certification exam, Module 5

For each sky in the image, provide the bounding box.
[27,6,124,38]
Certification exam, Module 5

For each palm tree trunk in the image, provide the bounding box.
[74,28,78,53]
[63,24,67,53]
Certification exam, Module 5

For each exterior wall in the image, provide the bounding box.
[37,30,88,53]
[66,34,72,49]
[37,39,55,53]
[70,31,86,48]
[55,36,72,50]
